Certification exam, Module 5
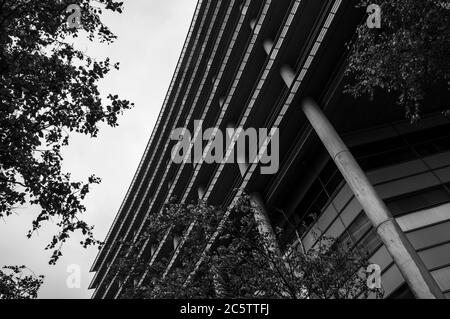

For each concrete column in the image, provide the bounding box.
[211,266,227,298]
[280,65,295,87]
[198,185,206,200]
[250,193,282,257]
[150,244,157,257]
[263,39,273,55]
[173,235,181,250]
[301,98,444,299]
[236,150,249,177]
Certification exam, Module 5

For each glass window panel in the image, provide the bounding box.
[418,243,450,269]
[382,265,405,298]
[431,266,450,291]
[361,292,376,299]
[307,191,330,219]
[340,198,363,227]
[302,230,318,252]
[347,213,372,243]
[319,160,338,185]
[433,136,450,153]
[370,246,393,271]
[435,166,450,183]
[414,142,439,156]
[333,184,353,212]
[396,202,450,232]
[324,171,344,196]
[337,230,353,251]
[295,180,323,216]
[367,160,426,185]
[357,228,381,256]
[386,187,450,216]
[424,150,450,168]
[407,221,450,250]
[406,124,450,145]
[352,136,405,159]
[323,218,346,240]
[389,284,415,299]
[315,205,338,234]
[376,173,439,199]
[358,147,416,171]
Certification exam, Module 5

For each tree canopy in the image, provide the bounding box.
[345,0,449,122]
[0,266,44,299]
[0,0,132,264]
[114,196,383,299]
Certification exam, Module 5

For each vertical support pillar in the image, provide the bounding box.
[263,39,274,55]
[198,185,206,200]
[250,193,282,257]
[301,98,444,299]
[173,235,181,250]
[211,265,227,298]
[280,65,295,87]
[150,244,157,257]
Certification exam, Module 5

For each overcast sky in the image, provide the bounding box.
[0,0,198,299]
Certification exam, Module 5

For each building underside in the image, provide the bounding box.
[89,0,450,298]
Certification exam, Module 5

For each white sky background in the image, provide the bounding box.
[0,0,198,299]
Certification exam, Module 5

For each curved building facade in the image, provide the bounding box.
[89,0,450,299]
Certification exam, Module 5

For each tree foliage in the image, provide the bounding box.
[0,266,44,299]
[345,0,450,122]
[0,0,133,264]
[115,195,383,299]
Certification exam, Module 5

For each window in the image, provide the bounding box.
[337,213,381,256]
[433,135,450,153]
[357,228,381,256]
[431,266,450,292]
[407,221,450,251]
[347,213,372,244]
[389,283,415,299]
[351,123,450,171]
[288,123,450,254]
[386,186,450,217]
[418,243,450,269]
[358,147,417,171]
